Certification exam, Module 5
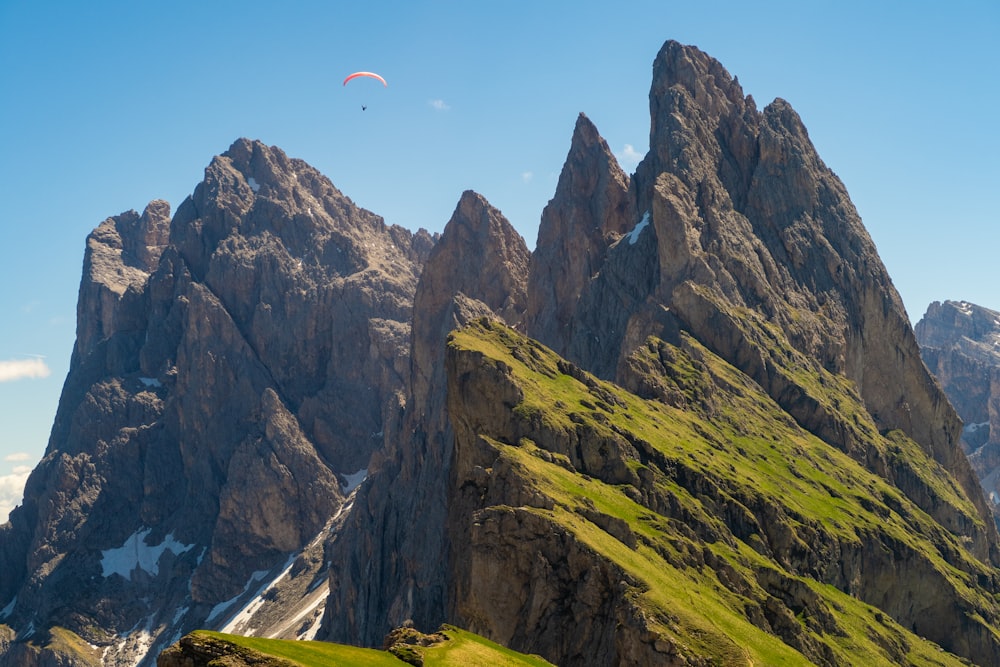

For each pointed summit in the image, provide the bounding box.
[623,42,987,538]
[525,114,634,357]
[415,191,530,337]
[324,190,530,646]
[410,189,529,415]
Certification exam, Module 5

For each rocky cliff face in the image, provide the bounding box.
[916,300,1000,513]
[0,139,431,665]
[323,190,530,646]
[525,113,634,358]
[566,40,993,558]
[437,40,1000,665]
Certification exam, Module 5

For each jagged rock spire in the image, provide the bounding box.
[324,188,530,646]
[525,113,634,357]
[589,42,992,553]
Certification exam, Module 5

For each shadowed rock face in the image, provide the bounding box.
[525,113,634,358]
[917,300,1000,513]
[322,189,530,647]
[0,139,432,663]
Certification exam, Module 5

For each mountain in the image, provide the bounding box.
[324,39,1000,665]
[0,138,434,665]
[916,300,1000,514]
[4,39,1000,666]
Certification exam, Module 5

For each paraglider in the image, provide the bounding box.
[343,71,387,87]
[344,72,386,111]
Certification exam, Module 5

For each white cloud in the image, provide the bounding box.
[4,452,30,462]
[0,465,31,524]
[429,99,450,111]
[617,143,643,170]
[0,358,51,382]
[522,171,534,184]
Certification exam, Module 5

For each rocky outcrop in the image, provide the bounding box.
[410,190,530,411]
[0,139,431,665]
[75,201,170,363]
[525,113,634,358]
[916,300,1000,512]
[322,190,530,646]
[157,633,294,667]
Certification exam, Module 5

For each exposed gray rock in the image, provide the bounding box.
[322,190,530,646]
[916,300,1000,513]
[525,113,634,358]
[3,37,999,667]
[566,40,995,560]
[0,139,430,665]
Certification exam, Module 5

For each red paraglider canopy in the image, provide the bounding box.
[343,71,387,87]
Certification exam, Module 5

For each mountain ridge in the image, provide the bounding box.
[2,39,1000,666]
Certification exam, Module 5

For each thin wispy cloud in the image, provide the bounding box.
[0,465,31,524]
[521,171,534,184]
[4,452,31,462]
[0,358,51,382]
[617,143,643,170]
[429,99,450,111]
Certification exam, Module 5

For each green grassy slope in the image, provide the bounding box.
[168,627,554,666]
[445,319,1000,665]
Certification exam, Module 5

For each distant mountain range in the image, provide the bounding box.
[3,40,1000,666]
[917,300,1000,515]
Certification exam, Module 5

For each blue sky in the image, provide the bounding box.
[1,0,998,521]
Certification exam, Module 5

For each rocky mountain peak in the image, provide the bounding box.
[409,188,529,428]
[172,138,423,288]
[636,40,755,207]
[917,300,1000,360]
[413,190,529,334]
[323,189,529,646]
[0,138,433,664]
[562,40,995,564]
[75,199,170,361]
[411,190,522,413]
[916,300,1000,516]
[525,113,634,357]
[651,39,749,122]
[7,40,1000,667]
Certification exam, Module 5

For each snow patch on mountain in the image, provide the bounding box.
[342,468,368,494]
[206,569,271,624]
[101,529,195,580]
[625,211,650,245]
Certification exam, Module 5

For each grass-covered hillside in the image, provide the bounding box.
[443,319,1000,666]
[159,626,554,666]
